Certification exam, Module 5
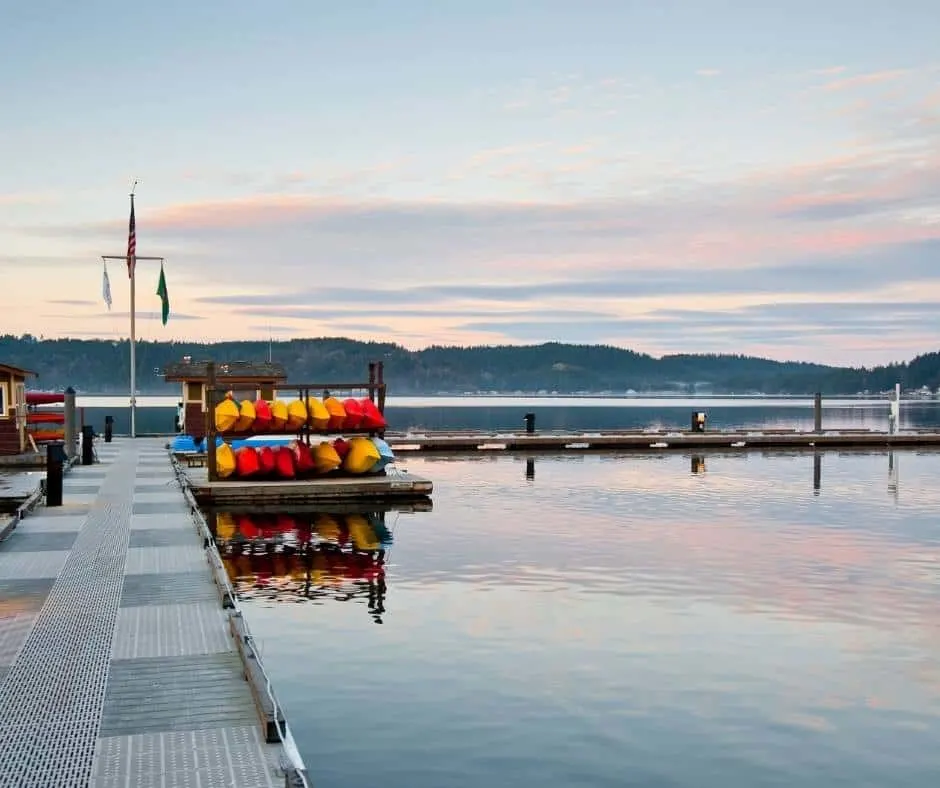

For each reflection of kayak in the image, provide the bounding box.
[306,398,329,430]
[215,512,236,540]
[347,514,380,550]
[344,436,380,474]
[313,514,342,542]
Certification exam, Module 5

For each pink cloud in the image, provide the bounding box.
[818,69,909,92]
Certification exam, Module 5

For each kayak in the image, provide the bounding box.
[215,398,239,432]
[235,446,261,477]
[216,442,236,478]
[26,392,64,405]
[270,399,288,430]
[313,441,341,473]
[26,412,64,424]
[291,440,316,474]
[274,445,296,478]
[370,437,395,472]
[324,397,346,429]
[306,398,330,431]
[343,436,380,474]
[342,398,364,429]
[359,398,387,430]
[257,445,276,475]
[234,399,256,432]
[253,399,273,432]
[332,437,350,461]
[286,399,307,431]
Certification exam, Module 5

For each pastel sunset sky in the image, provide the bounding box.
[2,0,938,365]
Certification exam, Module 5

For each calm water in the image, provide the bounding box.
[216,450,940,788]
[74,395,940,434]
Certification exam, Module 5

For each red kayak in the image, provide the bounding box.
[257,446,276,475]
[291,441,316,474]
[26,392,64,405]
[332,437,350,461]
[359,398,387,429]
[274,446,296,478]
[342,398,364,429]
[26,412,64,424]
[235,446,261,477]
[253,400,273,432]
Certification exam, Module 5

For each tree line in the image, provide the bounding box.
[1,334,938,395]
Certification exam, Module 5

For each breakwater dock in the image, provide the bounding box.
[0,438,307,787]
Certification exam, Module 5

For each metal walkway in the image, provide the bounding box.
[0,439,287,787]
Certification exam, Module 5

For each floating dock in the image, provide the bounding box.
[383,428,940,452]
[177,461,434,506]
[0,437,308,787]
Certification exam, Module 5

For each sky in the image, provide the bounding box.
[1,0,939,366]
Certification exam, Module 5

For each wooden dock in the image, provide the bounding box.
[383,428,940,452]
[0,437,308,787]
[178,462,434,506]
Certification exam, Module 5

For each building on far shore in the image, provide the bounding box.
[0,363,35,455]
[162,358,288,440]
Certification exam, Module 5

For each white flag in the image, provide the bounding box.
[102,261,112,310]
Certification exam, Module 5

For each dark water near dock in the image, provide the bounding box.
[215,449,940,788]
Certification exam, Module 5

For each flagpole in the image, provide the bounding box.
[130,250,137,438]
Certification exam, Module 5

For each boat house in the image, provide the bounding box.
[163,358,288,440]
[0,363,35,455]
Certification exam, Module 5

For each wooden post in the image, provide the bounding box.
[207,362,218,482]
[376,362,386,439]
[368,362,376,403]
[813,392,822,433]
[63,387,77,459]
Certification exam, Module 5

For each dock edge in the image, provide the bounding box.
[170,453,311,788]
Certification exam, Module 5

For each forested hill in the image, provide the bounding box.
[1,334,938,395]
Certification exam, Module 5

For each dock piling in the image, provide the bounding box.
[45,441,65,506]
[63,386,77,459]
[524,412,536,434]
[81,424,95,465]
[813,393,822,433]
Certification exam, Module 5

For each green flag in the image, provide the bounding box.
[156,262,169,326]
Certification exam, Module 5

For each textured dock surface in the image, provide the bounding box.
[0,438,287,788]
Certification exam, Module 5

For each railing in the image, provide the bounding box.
[171,456,311,788]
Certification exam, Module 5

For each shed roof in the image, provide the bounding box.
[162,360,287,382]
[0,363,37,378]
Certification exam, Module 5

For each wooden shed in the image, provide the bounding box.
[163,359,288,440]
[0,363,36,455]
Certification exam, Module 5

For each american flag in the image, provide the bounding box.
[126,197,136,278]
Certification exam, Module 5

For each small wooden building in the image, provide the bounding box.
[163,358,288,440]
[0,363,35,455]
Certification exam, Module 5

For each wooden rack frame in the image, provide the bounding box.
[205,360,387,482]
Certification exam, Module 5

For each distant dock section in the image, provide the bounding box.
[383,428,940,452]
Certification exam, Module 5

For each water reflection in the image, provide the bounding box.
[205,506,427,624]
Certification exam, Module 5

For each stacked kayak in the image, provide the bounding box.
[214,392,387,435]
[215,436,395,480]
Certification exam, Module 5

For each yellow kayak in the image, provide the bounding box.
[270,399,288,430]
[216,442,236,478]
[347,513,380,551]
[313,441,341,473]
[343,436,380,474]
[214,398,239,433]
[234,399,256,432]
[306,398,330,430]
[324,396,346,429]
[286,399,307,431]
